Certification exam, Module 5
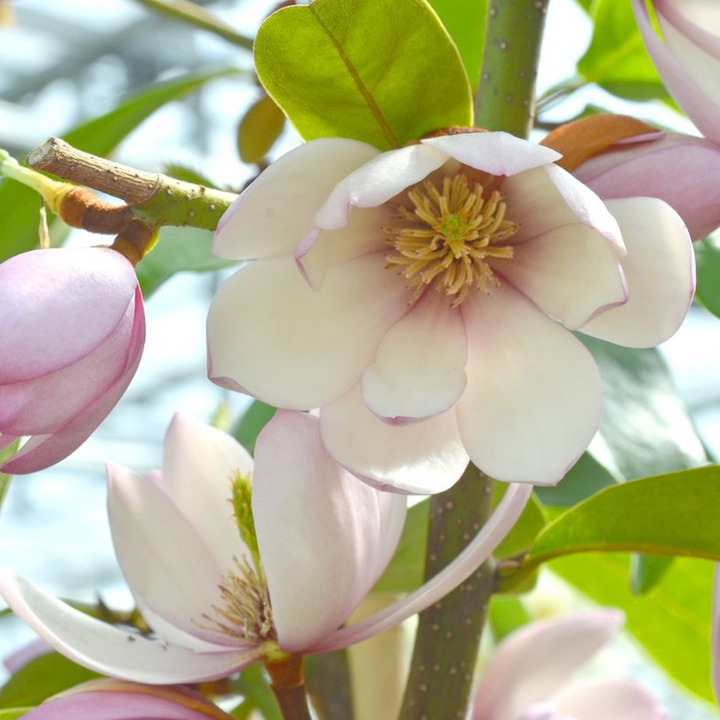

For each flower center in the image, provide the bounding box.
[384,173,519,307]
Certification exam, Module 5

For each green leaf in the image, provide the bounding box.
[552,553,714,700]
[629,553,672,595]
[577,0,669,101]
[233,664,282,720]
[254,0,472,150]
[488,595,529,642]
[0,441,19,516]
[525,467,720,569]
[232,401,277,455]
[238,95,286,165]
[135,226,236,297]
[493,484,547,559]
[695,233,720,319]
[0,67,238,263]
[582,337,707,480]
[0,710,34,720]
[0,653,100,708]
[427,0,487,88]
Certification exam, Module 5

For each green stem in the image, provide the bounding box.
[131,0,253,49]
[264,656,313,720]
[475,0,550,137]
[398,466,495,720]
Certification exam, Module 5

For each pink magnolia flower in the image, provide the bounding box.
[0,248,145,475]
[0,411,531,683]
[573,130,720,240]
[472,611,666,720]
[206,132,694,492]
[20,679,233,720]
[633,0,720,147]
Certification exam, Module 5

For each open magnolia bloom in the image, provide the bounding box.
[0,248,145,475]
[207,131,694,492]
[472,611,666,720]
[0,411,531,683]
[20,679,233,720]
[633,0,720,147]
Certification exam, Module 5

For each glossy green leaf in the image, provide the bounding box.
[582,337,707,480]
[135,226,236,297]
[577,0,669,101]
[0,441,19,517]
[232,400,277,455]
[524,468,720,570]
[0,67,238,263]
[695,233,720,319]
[255,0,472,150]
[0,710,33,720]
[551,553,715,700]
[0,653,100,708]
[428,0,487,88]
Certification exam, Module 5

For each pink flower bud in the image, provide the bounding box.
[20,679,233,719]
[574,131,720,240]
[0,248,145,475]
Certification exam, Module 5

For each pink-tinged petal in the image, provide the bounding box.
[312,144,448,231]
[320,383,469,494]
[107,463,235,648]
[1,295,145,475]
[207,253,408,410]
[0,570,263,684]
[0,299,135,435]
[503,165,624,251]
[472,611,624,720]
[552,678,666,720]
[512,705,564,720]
[574,133,720,240]
[458,284,602,486]
[501,222,627,330]
[159,413,252,575]
[632,0,720,146]
[712,564,720,708]
[362,291,468,422]
[421,132,561,176]
[213,138,378,260]
[295,205,389,290]
[3,638,50,673]
[252,411,407,653]
[0,248,137,384]
[313,483,532,653]
[579,198,694,348]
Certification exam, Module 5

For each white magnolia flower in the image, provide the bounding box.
[207,131,694,493]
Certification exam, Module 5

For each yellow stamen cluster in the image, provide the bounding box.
[384,173,519,307]
[198,555,275,642]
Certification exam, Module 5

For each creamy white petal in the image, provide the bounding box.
[207,253,408,409]
[213,138,379,260]
[457,284,603,486]
[579,198,694,348]
[362,290,468,421]
[252,411,407,653]
[320,383,469,494]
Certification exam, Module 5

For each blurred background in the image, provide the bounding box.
[0,0,718,717]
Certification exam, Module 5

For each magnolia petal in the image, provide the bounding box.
[320,383,469,494]
[632,0,720,146]
[295,205,389,290]
[313,483,532,653]
[213,138,379,260]
[713,564,720,708]
[421,132,561,176]
[579,198,694,348]
[471,611,624,720]
[207,254,408,409]
[503,164,624,251]
[362,290,468,421]
[0,570,262,684]
[457,284,602,486]
[252,411,406,653]
[312,144,448,231]
[552,678,666,720]
[1,296,145,475]
[0,248,138,384]
[3,638,50,673]
[501,221,627,330]
[0,299,135,435]
[160,413,252,574]
[107,462,234,648]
